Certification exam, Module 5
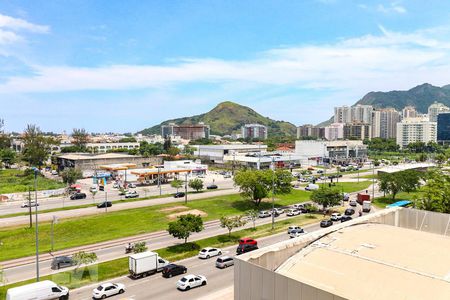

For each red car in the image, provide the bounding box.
[238,238,257,246]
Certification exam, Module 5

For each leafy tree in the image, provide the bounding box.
[245,210,259,229]
[414,170,450,213]
[183,145,195,155]
[310,187,342,211]
[188,178,204,192]
[139,141,164,156]
[379,170,421,200]
[0,148,16,168]
[133,241,148,253]
[163,137,172,152]
[167,146,180,157]
[119,137,137,143]
[22,124,58,167]
[167,214,204,243]
[220,215,247,237]
[416,153,428,162]
[171,179,183,192]
[0,133,11,149]
[366,138,399,152]
[233,169,293,206]
[71,128,89,149]
[61,168,83,185]
[435,153,447,166]
[72,251,97,272]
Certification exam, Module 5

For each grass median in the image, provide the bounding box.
[0,213,320,298]
[318,181,372,193]
[0,170,65,194]
[0,181,371,262]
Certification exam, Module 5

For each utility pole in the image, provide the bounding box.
[33,168,39,282]
[50,216,58,252]
[184,172,188,205]
[105,191,108,213]
[158,166,162,196]
[28,187,32,228]
[271,157,275,230]
[372,162,375,200]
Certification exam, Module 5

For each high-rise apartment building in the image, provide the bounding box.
[334,105,373,124]
[402,106,417,119]
[380,108,401,139]
[437,112,450,143]
[372,111,381,138]
[241,124,268,140]
[428,102,450,122]
[297,124,314,139]
[161,122,210,140]
[324,123,344,141]
[396,117,436,149]
[343,123,371,140]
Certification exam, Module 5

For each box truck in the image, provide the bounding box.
[128,251,170,278]
[356,193,370,205]
[6,280,69,300]
[362,200,372,212]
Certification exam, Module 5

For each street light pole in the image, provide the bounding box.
[184,172,188,205]
[158,167,161,196]
[50,216,58,253]
[105,191,108,213]
[28,187,32,229]
[33,168,39,282]
[271,157,275,230]
[372,162,375,200]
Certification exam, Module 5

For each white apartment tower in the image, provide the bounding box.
[402,106,417,119]
[334,105,373,124]
[372,111,381,138]
[380,108,401,139]
[396,116,437,149]
[428,102,450,122]
[324,123,344,141]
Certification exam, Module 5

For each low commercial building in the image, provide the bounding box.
[234,208,450,300]
[223,153,301,169]
[295,140,368,164]
[194,144,268,164]
[56,153,161,176]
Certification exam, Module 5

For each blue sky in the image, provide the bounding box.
[1,0,450,133]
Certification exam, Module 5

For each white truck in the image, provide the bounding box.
[362,200,372,212]
[305,183,319,191]
[6,280,69,300]
[128,251,170,278]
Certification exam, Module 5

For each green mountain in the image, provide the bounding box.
[139,101,297,137]
[317,83,450,126]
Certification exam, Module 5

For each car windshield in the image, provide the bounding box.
[97,286,104,291]
[180,277,188,282]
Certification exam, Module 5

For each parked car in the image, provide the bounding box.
[341,215,353,222]
[290,228,307,238]
[125,191,139,198]
[286,208,301,216]
[162,264,187,278]
[258,211,271,218]
[51,256,74,270]
[331,213,342,221]
[176,274,207,291]
[287,226,303,234]
[70,192,87,200]
[21,200,39,208]
[173,192,185,198]
[305,183,319,191]
[343,193,350,201]
[92,283,125,299]
[215,256,234,269]
[344,208,355,216]
[127,183,136,188]
[206,184,218,189]
[236,243,258,255]
[90,186,98,193]
[320,219,333,228]
[317,170,324,174]
[238,238,257,246]
[223,174,232,178]
[97,201,112,208]
[272,208,284,215]
[198,247,222,259]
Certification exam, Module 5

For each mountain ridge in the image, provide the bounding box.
[139,101,297,137]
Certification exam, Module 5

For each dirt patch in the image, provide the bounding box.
[160,205,188,213]
[168,209,208,219]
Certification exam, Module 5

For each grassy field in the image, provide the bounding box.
[318,181,372,193]
[0,213,320,298]
[0,170,65,194]
[0,189,313,262]
[372,191,421,208]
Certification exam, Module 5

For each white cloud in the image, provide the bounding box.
[0,29,22,44]
[0,13,49,33]
[377,2,407,14]
[1,25,449,96]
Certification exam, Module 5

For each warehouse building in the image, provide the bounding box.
[234,208,450,300]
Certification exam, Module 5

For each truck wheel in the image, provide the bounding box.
[142,273,147,278]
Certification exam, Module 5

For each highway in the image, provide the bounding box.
[69,223,321,300]
[0,174,234,216]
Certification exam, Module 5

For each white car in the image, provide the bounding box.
[272,208,284,215]
[176,274,207,291]
[127,182,136,188]
[92,282,125,299]
[286,209,301,216]
[331,213,342,221]
[289,228,307,238]
[21,200,39,208]
[90,186,98,193]
[258,211,271,218]
[292,203,304,209]
[113,182,120,189]
[287,226,302,234]
[51,170,58,175]
[198,247,222,259]
[125,191,139,198]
